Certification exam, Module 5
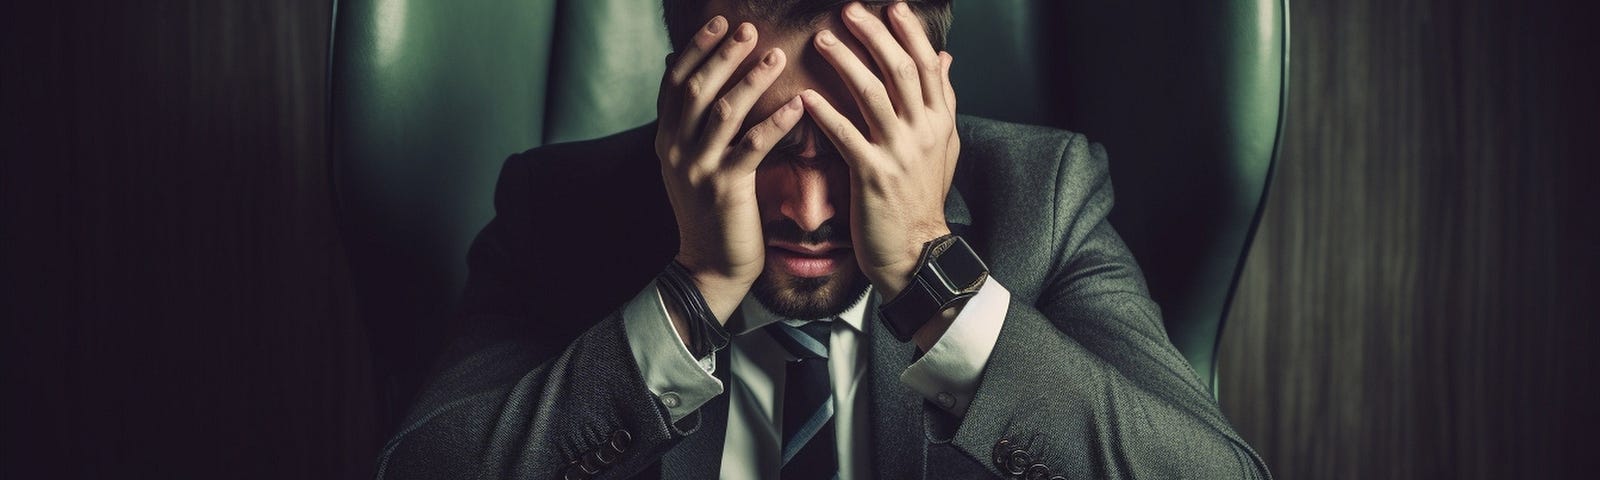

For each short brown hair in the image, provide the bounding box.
[663,0,954,51]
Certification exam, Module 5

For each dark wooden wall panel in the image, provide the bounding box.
[1218,0,1600,478]
[2,1,377,478]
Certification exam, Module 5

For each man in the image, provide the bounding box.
[376,0,1271,478]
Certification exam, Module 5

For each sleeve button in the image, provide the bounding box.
[1024,463,1050,480]
[576,457,601,475]
[609,429,633,453]
[992,439,1013,470]
[562,470,591,480]
[1006,449,1031,475]
[660,392,681,408]
[936,392,956,409]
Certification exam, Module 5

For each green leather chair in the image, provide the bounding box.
[330,0,1288,429]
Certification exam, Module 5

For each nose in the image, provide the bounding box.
[778,165,836,234]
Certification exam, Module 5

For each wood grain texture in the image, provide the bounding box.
[1218,0,1600,477]
[1,1,376,478]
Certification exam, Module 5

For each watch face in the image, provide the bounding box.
[936,238,988,292]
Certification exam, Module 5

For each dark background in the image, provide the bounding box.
[3,1,1596,478]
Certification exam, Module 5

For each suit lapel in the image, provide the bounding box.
[659,347,732,478]
[867,291,926,480]
[867,186,971,479]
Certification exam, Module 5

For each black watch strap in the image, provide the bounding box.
[878,234,990,342]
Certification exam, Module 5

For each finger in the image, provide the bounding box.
[813,29,897,137]
[659,17,728,134]
[799,89,874,164]
[940,51,956,119]
[840,2,923,120]
[701,48,789,150]
[681,22,761,142]
[727,95,805,172]
[884,2,946,112]
[665,16,729,88]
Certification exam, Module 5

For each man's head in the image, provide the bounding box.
[662,0,953,320]
[664,0,953,55]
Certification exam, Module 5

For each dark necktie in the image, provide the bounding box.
[764,320,838,480]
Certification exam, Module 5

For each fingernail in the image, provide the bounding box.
[817,30,838,46]
[895,3,913,18]
[763,48,781,66]
[706,16,725,34]
[734,23,754,42]
[786,95,802,110]
[846,3,867,19]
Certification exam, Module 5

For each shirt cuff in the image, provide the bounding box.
[622,281,723,422]
[899,277,1011,417]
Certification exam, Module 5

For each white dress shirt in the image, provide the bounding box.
[622,278,1011,479]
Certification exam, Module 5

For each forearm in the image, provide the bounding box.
[948,296,1269,479]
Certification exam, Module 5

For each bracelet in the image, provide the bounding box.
[657,261,731,358]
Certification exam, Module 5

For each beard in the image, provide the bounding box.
[748,216,872,320]
[751,263,872,320]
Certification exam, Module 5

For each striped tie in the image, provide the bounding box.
[765,320,838,480]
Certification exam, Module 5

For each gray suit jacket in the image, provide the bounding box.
[375,116,1271,479]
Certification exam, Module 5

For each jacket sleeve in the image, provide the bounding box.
[374,154,693,480]
[945,134,1272,479]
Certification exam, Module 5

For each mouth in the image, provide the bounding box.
[767,241,852,278]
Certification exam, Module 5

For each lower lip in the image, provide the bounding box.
[770,247,849,278]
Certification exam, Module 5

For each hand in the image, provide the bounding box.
[801,2,961,299]
[656,16,804,324]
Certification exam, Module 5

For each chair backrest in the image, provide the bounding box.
[330,0,1286,425]
[945,2,1288,395]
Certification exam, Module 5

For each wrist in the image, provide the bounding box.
[869,261,916,300]
[657,261,735,358]
[869,227,952,299]
[672,254,753,323]
[875,234,989,343]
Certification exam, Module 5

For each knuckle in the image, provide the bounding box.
[710,98,737,123]
[856,84,882,102]
[685,75,709,100]
[739,128,771,153]
[893,58,919,79]
[741,69,765,87]
[693,32,719,51]
[832,126,860,146]
[656,144,679,166]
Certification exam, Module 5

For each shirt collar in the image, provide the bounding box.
[726,286,873,335]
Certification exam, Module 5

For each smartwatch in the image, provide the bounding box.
[878,234,990,342]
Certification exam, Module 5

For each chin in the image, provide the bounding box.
[750,262,872,320]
